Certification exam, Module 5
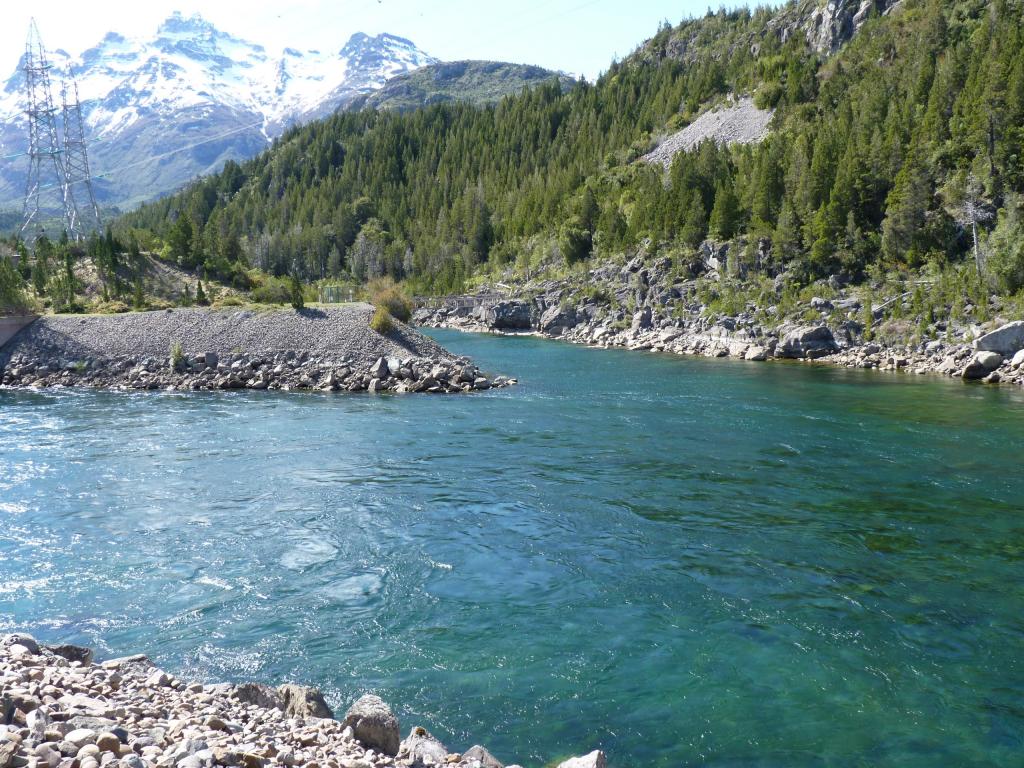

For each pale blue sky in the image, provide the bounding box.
[3,1,761,80]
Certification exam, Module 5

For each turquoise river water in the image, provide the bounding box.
[1,329,1023,767]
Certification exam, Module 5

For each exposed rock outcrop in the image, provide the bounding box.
[462,745,505,768]
[477,301,534,330]
[777,0,903,56]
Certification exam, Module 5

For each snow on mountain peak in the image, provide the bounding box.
[0,15,436,209]
[0,14,436,137]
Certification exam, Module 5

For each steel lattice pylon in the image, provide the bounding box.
[61,75,102,240]
[20,19,67,248]
[20,18,102,250]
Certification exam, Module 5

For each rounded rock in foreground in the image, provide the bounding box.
[277,684,333,720]
[341,695,400,757]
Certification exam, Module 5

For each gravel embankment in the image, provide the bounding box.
[0,635,605,768]
[0,306,516,394]
[0,305,450,366]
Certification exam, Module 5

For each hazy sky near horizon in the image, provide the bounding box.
[2,1,758,80]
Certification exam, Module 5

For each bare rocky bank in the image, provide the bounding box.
[414,256,1024,388]
[0,635,605,768]
[0,306,513,394]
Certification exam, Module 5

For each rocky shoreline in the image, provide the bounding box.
[0,307,514,395]
[413,258,1024,388]
[1,635,604,768]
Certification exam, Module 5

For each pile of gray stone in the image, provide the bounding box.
[0,351,514,394]
[1,635,604,768]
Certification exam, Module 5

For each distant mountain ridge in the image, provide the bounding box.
[0,13,437,210]
[351,60,577,112]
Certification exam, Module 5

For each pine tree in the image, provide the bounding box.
[708,181,740,241]
[290,274,305,310]
[168,214,195,267]
[881,152,932,264]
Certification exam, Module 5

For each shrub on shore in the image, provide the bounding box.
[250,275,293,305]
[170,340,184,370]
[367,277,412,322]
[370,306,394,334]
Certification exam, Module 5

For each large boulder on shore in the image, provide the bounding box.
[776,325,838,359]
[342,694,400,756]
[277,684,333,719]
[45,643,94,665]
[963,351,1003,380]
[480,301,533,330]
[556,751,607,768]
[2,633,40,655]
[398,726,448,767]
[539,305,577,335]
[631,306,653,332]
[462,745,504,768]
[975,320,1024,355]
[233,683,284,710]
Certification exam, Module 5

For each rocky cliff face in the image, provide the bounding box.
[650,0,903,66]
[798,0,903,55]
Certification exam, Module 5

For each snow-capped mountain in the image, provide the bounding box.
[0,12,436,210]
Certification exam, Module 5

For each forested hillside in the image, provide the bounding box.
[119,0,1024,297]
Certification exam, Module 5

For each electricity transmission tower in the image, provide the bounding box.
[20,19,67,248]
[20,18,102,250]
[61,75,102,240]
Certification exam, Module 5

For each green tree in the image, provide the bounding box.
[168,213,196,268]
[559,225,592,265]
[290,274,305,310]
[0,255,30,314]
[708,180,740,240]
[987,196,1024,293]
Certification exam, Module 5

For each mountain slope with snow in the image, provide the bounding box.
[0,13,437,211]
